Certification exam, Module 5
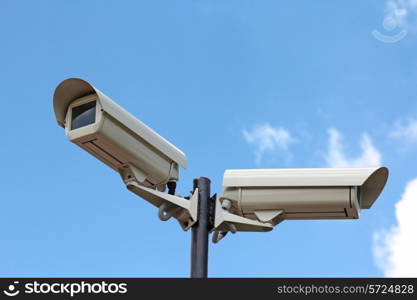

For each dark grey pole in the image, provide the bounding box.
[190,177,212,278]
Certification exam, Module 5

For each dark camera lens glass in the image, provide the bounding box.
[71,101,96,130]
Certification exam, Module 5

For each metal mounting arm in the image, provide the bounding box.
[211,196,273,243]
[125,181,198,231]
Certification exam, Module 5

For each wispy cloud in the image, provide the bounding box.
[242,123,295,165]
[373,178,417,277]
[325,128,382,168]
[385,0,417,30]
[389,118,417,142]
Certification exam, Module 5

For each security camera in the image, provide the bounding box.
[53,78,198,231]
[53,78,391,276]
[53,78,187,191]
[218,167,388,227]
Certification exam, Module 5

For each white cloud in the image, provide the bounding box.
[385,0,417,30]
[242,123,294,165]
[389,118,417,142]
[373,179,417,277]
[325,128,382,168]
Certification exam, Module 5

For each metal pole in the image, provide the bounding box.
[190,177,212,278]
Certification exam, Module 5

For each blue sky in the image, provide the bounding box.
[1,0,417,277]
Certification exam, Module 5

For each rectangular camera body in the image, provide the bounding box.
[221,168,388,224]
[64,93,186,188]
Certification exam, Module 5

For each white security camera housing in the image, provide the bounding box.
[53,78,187,190]
[220,168,388,226]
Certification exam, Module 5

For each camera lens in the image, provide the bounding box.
[71,101,96,130]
